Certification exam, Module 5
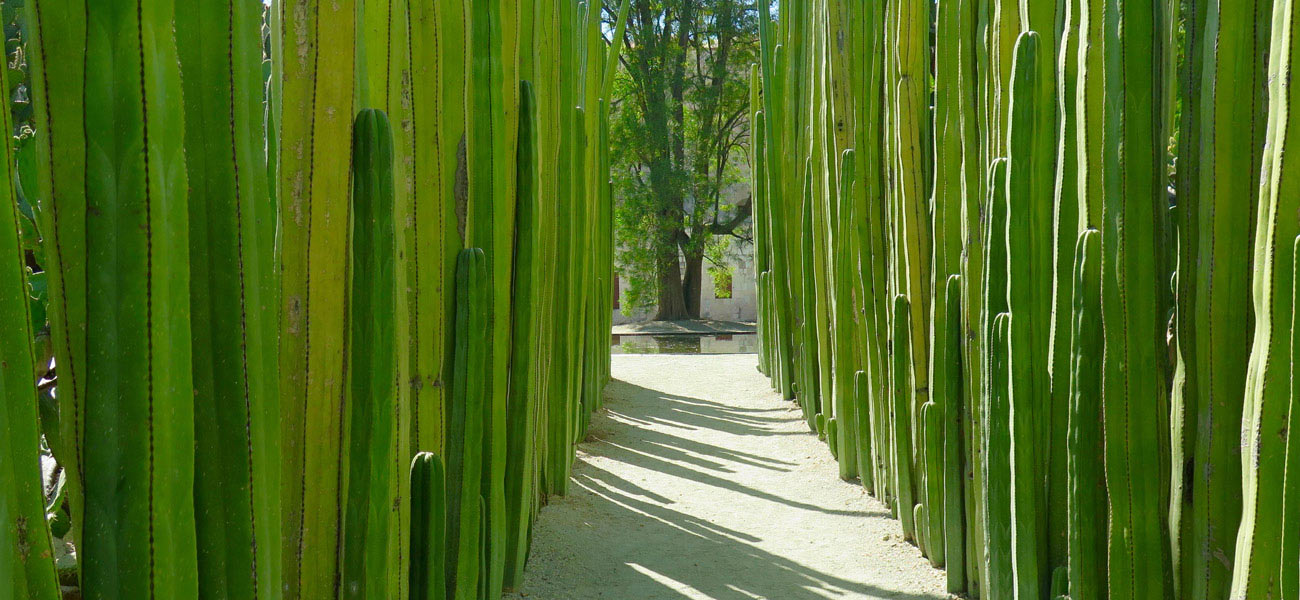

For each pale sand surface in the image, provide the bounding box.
[505,354,953,600]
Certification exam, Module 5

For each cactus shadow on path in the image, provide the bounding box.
[505,354,953,600]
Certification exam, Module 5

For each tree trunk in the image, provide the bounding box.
[654,251,689,320]
[682,249,704,318]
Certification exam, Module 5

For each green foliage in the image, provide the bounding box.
[609,0,756,317]
[708,265,732,299]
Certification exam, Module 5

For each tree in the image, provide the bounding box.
[610,0,756,320]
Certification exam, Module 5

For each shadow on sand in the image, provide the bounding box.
[512,377,945,600]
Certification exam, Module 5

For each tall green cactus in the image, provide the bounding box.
[178,0,283,597]
[341,108,401,599]
[981,156,1011,599]
[504,80,540,589]
[1075,0,1103,229]
[405,0,459,463]
[6,0,627,597]
[1100,0,1174,595]
[853,370,875,494]
[942,275,965,593]
[920,400,944,566]
[799,168,821,430]
[23,0,88,559]
[1231,0,1300,593]
[277,1,358,597]
[1067,230,1106,600]
[928,11,966,558]
[1283,236,1300,598]
[753,65,770,376]
[79,1,199,597]
[446,248,489,600]
[833,149,859,480]
[1047,0,1082,576]
[892,294,917,541]
[409,452,447,600]
[1171,1,1270,597]
[1005,31,1051,599]
[464,0,512,592]
[985,312,1013,598]
[0,47,59,598]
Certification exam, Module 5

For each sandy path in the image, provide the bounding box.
[505,354,953,600]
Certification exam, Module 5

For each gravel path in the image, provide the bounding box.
[505,354,953,600]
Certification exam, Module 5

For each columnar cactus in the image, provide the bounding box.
[1231,1,1300,593]
[749,0,1300,597]
[504,80,541,589]
[341,108,401,599]
[942,275,965,592]
[178,1,282,596]
[921,399,944,566]
[1170,1,1270,597]
[78,2,200,597]
[276,1,358,597]
[23,0,88,557]
[982,159,1011,599]
[892,294,917,541]
[409,452,447,600]
[1047,0,1081,576]
[1005,31,1051,599]
[403,0,457,469]
[10,0,626,597]
[1099,0,1174,596]
[1068,230,1106,600]
[833,149,859,479]
[0,46,59,598]
[985,312,1013,598]
[446,248,490,600]
[1284,236,1300,598]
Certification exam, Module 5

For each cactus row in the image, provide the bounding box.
[9,0,629,597]
[753,0,1300,596]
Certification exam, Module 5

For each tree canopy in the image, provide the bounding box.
[610,0,756,320]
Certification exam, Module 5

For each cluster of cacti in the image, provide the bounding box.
[752,0,1300,597]
[5,0,628,598]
